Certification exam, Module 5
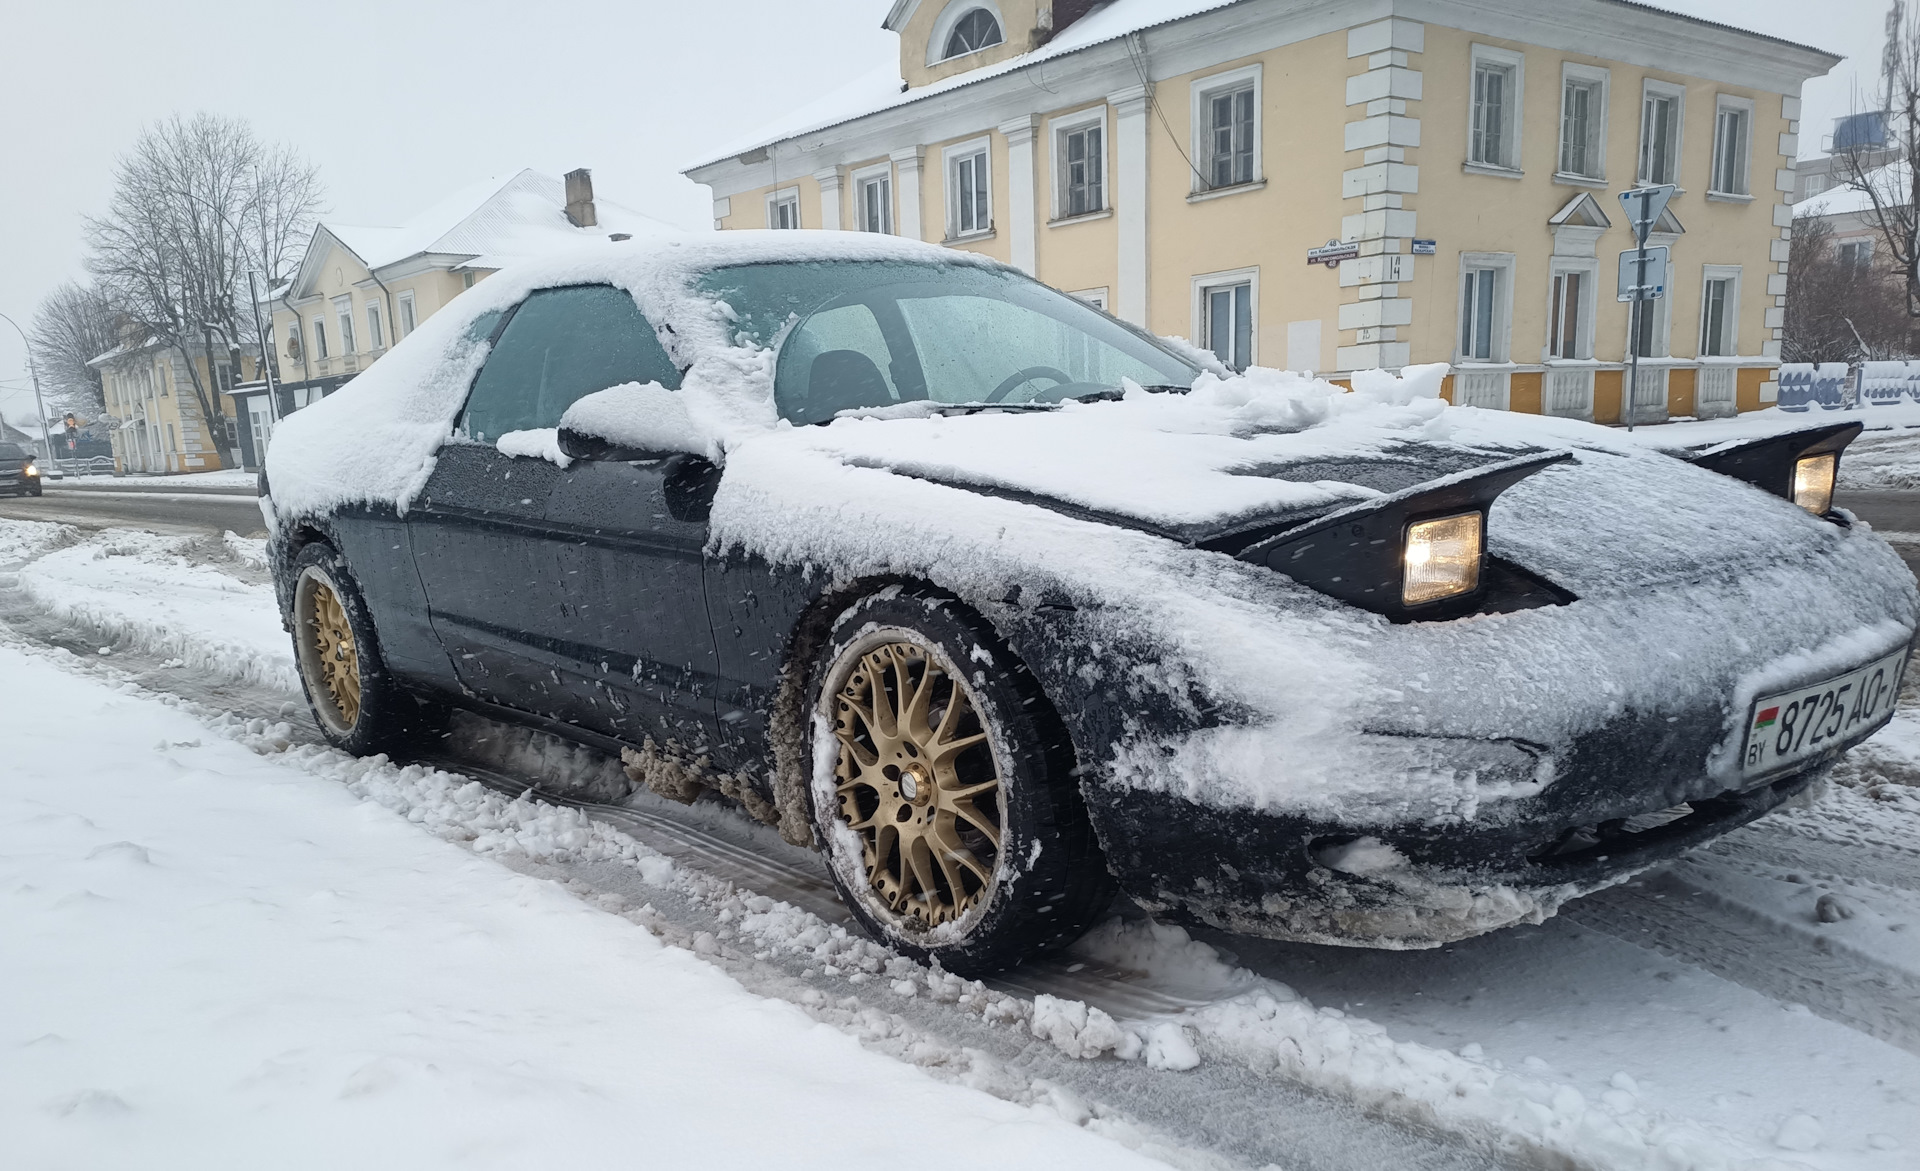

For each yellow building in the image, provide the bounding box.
[264,169,671,410]
[90,338,255,474]
[684,0,1839,423]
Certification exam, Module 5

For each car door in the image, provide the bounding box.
[408,284,720,750]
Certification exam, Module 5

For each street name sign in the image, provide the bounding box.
[1307,239,1360,266]
[1617,245,1669,302]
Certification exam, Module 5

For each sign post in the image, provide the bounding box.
[1616,184,1674,432]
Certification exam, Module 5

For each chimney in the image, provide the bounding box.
[564,168,598,228]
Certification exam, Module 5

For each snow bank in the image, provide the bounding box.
[5,521,294,692]
[0,640,1169,1170]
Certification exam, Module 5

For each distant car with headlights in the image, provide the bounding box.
[260,233,1918,974]
[0,443,44,496]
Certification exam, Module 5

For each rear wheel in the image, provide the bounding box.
[808,589,1113,975]
[291,542,442,756]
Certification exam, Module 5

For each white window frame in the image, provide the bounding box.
[1465,44,1526,174]
[312,315,329,359]
[926,0,1007,66]
[333,295,356,354]
[941,137,993,240]
[1708,94,1754,199]
[1070,287,1109,311]
[765,186,802,229]
[1189,64,1263,194]
[851,162,895,234]
[364,299,384,350]
[1544,258,1600,361]
[397,290,417,337]
[1637,79,1687,188]
[1556,63,1609,183]
[1048,105,1109,221]
[1455,251,1517,364]
[1698,264,1742,356]
[1190,266,1260,371]
[1837,237,1874,270]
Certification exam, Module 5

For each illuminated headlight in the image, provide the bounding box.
[1791,452,1836,515]
[1403,512,1484,606]
[22,463,38,477]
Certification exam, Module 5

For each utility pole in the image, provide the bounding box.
[1616,184,1675,432]
[246,270,282,424]
[0,311,53,464]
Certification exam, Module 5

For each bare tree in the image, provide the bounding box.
[27,281,122,417]
[84,113,323,449]
[1783,214,1910,361]
[1836,2,1920,318]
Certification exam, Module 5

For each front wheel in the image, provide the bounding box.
[290,542,442,756]
[807,588,1113,975]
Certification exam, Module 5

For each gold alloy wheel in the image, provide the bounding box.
[307,579,362,728]
[830,640,1003,927]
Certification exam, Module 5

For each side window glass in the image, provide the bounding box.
[773,302,898,424]
[459,285,681,441]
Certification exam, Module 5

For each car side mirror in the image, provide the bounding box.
[556,424,673,463]
[662,454,721,524]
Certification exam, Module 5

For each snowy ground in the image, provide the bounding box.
[2,517,1918,1169]
[58,468,260,490]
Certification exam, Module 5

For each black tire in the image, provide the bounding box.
[806,587,1113,975]
[289,541,444,756]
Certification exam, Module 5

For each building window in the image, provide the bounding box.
[1458,254,1515,363]
[1638,82,1684,186]
[1063,124,1103,216]
[856,168,893,234]
[1838,239,1872,272]
[313,317,329,359]
[1195,273,1255,371]
[1804,174,1828,197]
[767,187,801,229]
[946,143,990,238]
[1710,97,1752,195]
[365,301,384,350]
[462,271,476,289]
[1206,87,1255,188]
[215,361,235,392]
[1558,67,1607,179]
[1700,268,1740,356]
[1548,270,1588,359]
[943,8,1003,60]
[1070,288,1109,311]
[1462,268,1500,359]
[398,291,417,337]
[333,296,356,354]
[1469,47,1524,170]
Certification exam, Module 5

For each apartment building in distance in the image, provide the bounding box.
[261,169,672,430]
[684,0,1839,422]
[89,338,258,474]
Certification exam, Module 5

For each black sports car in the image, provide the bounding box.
[264,233,1917,974]
[0,442,45,496]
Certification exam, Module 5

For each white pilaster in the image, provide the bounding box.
[891,147,925,240]
[999,115,1039,273]
[1109,84,1151,326]
[1337,22,1423,375]
[813,168,843,231]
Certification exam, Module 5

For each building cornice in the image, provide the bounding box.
[687,0,1837,197]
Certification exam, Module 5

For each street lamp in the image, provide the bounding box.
[0,311,53,465]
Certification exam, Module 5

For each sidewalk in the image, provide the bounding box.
[49,469,260,496]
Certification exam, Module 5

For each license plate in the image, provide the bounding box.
[1742,648,1909,777]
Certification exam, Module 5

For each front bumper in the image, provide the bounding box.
[1089,760,1824,948]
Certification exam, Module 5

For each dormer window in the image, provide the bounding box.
[943,8,1003,60]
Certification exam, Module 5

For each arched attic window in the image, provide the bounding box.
[943,8,1003,60]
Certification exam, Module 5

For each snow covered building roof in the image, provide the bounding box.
[282,169,677,301]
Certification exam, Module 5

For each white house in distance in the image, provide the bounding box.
[251,169,673,462]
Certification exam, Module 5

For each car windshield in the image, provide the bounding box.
[0,444,26,460]
[697,260,1201,425]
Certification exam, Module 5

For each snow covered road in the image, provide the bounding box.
[2,516,1918,1170]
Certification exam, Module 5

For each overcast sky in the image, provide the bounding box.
[0,0,1890,425]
